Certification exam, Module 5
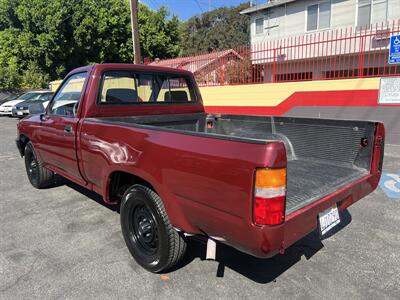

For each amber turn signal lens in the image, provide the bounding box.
[255,168,286,188]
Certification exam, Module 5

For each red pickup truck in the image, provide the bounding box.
[16,64,385,273]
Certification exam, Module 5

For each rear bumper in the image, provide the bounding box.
[232,172,381,258]
[0,109,12,115]
[12,108,29,117]
[282,172,380,253]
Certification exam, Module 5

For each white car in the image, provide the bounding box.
[12,92,54,118]
[0,91,51,116]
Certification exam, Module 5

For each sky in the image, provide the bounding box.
[140,0,250,20]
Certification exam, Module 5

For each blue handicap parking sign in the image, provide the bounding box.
[389,35,400,64]
[379,172,400,200]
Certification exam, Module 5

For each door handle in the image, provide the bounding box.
[64,125,73,134]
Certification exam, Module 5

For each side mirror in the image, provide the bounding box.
[28,103,45,115]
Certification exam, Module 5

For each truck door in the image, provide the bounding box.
[35,72,88,181]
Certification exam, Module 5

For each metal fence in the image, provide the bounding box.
[148,19,400,86]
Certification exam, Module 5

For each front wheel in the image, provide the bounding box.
[120,184,186,273]
[24,142,54,189]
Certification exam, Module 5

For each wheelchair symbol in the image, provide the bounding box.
[394,36,400,45]
[379,172,400,199]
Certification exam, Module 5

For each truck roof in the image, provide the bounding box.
[66,63,194,78]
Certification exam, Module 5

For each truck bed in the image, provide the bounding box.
[93,113,375,215]
[286,160,367,213]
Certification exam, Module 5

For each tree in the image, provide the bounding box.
[0,0,251,90]
[180,2,250,55]
[0,29,22,89]
[0,0,182,90]
[139,5,181,60]
[0,0,20,30]
[21,61,49,89]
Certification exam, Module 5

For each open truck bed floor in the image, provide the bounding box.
[286,160,367,214]
[93,113,375,216]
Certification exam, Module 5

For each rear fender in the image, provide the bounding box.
[102,166,200,234]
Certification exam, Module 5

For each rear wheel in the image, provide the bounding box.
[24,142,54,189]
[120,184,186,273]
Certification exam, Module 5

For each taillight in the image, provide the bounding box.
[253,168,286,225]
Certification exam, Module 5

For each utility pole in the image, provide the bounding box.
[129,0,141,64]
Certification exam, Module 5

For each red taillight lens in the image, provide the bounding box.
[254,196,285,225]
[253,168,286,225]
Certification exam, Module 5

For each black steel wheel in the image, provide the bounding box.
[120,184,186,273]
[132,203,159,257]
[24,142,54,189]
[25,148,39,186]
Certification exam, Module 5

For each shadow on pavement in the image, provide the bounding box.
[55,176,352,283]
[178,209,352,283]
[56,176,119,212]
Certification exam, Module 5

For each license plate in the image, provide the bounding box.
[318,204,340,236]
[17,112,23,116]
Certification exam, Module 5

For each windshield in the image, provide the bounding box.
[6,93,23,101]
[25,93,53,102]
[18,92,40,101]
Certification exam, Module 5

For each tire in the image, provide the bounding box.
[24,142,54,189]
[120,184,186,273]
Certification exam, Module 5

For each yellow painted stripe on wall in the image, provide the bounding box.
[50,77,381,107]
[200,78,380,107]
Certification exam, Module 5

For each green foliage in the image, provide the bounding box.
[139,5,181,59]
[0,56,20,90]
[180,2,250,55]
[21,61,49,89]
[0,0,20,29]
[0,28,22,89]
[0,0,250,90]
[0,0,182,89]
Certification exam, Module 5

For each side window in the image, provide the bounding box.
[49,72,87,116]
[307,5,318,31]
[306,2,331,32]
[255,18,264,34]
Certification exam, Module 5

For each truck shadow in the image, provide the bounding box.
[61,177,119,212]
[62,177,352,283]
[180,209,352,284]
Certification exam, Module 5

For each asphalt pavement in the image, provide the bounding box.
[0,117,399,300]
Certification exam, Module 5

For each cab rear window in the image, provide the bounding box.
[98,71,197,105]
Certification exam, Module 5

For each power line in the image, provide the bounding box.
[59,0,86,24]
[146,0,160,9]
[197,0,217,10]
[192,0,205,15]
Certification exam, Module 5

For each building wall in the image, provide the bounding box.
[200,77,380,107]
[200,77,400,145]
[250,0,400,44]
